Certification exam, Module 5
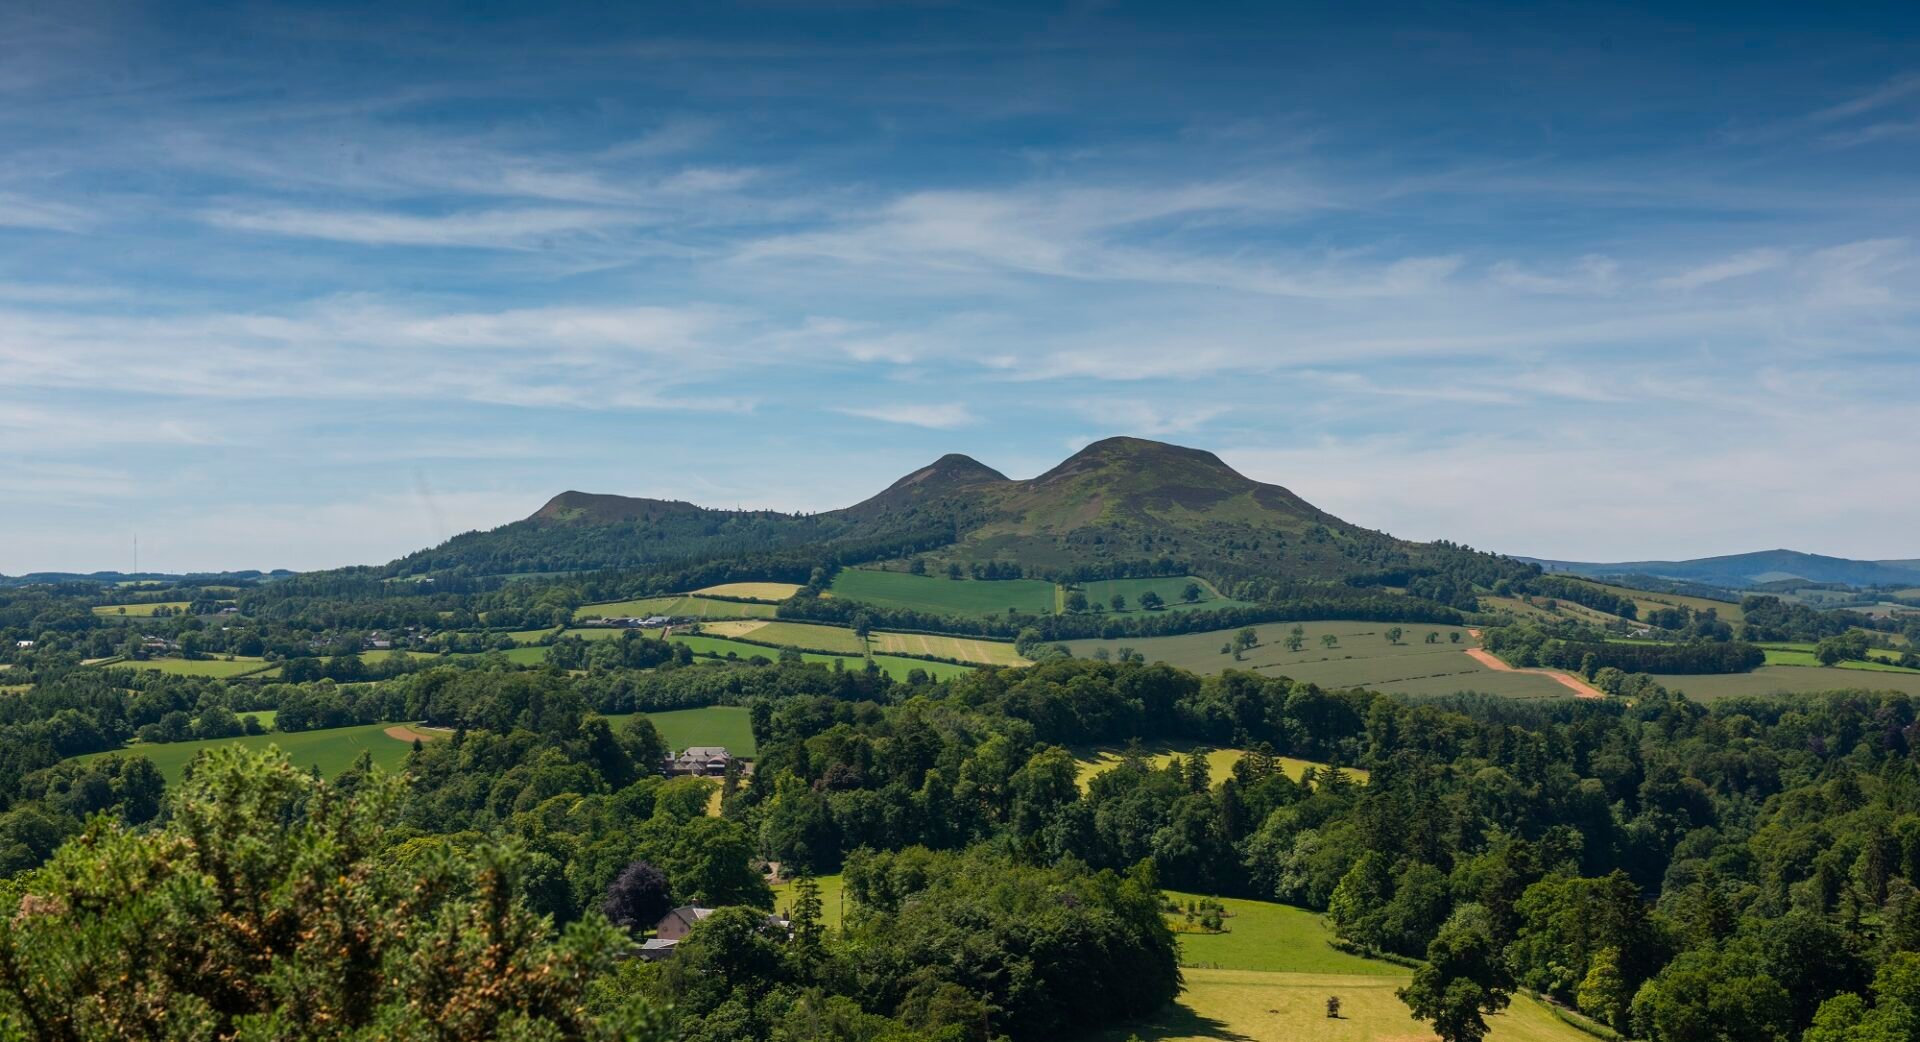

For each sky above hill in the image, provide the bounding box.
[3,1,1918,572]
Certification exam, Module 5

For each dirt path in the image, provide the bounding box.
[1465,648,1607,699]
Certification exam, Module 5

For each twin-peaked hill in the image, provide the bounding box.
[385,437,1519,590]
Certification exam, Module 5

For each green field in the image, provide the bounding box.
[1075,745,1367,790]
[507,627,562,644]
[656,634,972,681]
[447,646,551,666]
[1655,666,1920,700]
[867,630,1028,666]
[574,596,780,622]
[91,601,191,617]
[1064,623,1571,698]
[1095,967,1591,1042]
[1076,576,1251,614]
[604,706,757,756]
[771,873,849,929]
[1088,889,1594,1042]
[1762,647,1920,672]
[96,656,275,679]
[76,722,414,783]
[828,569,1056,616]
[691,582,804,602]
[712,620,870,655]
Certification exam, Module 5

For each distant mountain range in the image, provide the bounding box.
[387,436,1515,589]
[1522,550,1920,589]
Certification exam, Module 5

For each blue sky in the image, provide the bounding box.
[3,1,1918,572]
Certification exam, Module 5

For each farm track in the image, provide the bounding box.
[1465,647,1605,698]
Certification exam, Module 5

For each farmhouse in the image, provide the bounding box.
[13,640,31,649]
[637,906,794,961]
[663,746,735,777]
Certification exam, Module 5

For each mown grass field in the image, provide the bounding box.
[574,596,780,622]
[828,569,1055,616]
[1090,889,1594,1042]
[507,627,561,644]
[1655,666,1920,701]
[707,620,870,655]
[91,601,191,617]
[643,634,972,682]
[1076,576,1252,614]
[1577,580,1746,624]
[604,705,757,756]
[1074,744,1368,791]
[691,582,804,601]
[868,630,1028,666]
[703,620,1025,667]
[76,722,414,783]
[98,656,275,679]
[1064,623,1570,698]
[1094,967,1591,1042]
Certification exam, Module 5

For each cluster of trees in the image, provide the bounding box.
[1516,576,1640,619]
[1482,624,1766,675]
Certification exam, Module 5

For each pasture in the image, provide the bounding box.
[1761,647,1920,672]
[604,705,756,756]
[1076,576,1250,614]
[91,601,191,617]
[691,582,804,602]
[76,722,414,784]
[1064,623,1572,699]
[574,596,780,622]
[507,627,561,644]
[1654,666,1920,701]
[651,634,971,682]
[828,569,1055,616]
[98,656,275,679]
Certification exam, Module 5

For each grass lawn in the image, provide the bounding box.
[828,569,1055,616]
[506,627,561,644]
[1075,744,1368,791]
[691,582,804,602]
[1160,891,1395,974]
[75,722,415,784]
[447,646,550,666]
[574,596,780,622]
[97,656,274,679]
[91,601,191,617]
[1064,623,1569,698]
[603,706,757,756]
[771,873,849,929]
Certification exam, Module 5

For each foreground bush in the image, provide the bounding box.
[0,747,663,1042]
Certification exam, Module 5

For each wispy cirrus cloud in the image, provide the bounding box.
[1656,248,1789,290]
[835,403,977,429]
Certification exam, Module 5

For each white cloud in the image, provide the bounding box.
[0,192,92,231]
[202,205,650,249]
[835,403,977,429]
[1656,248,1789,290]
[1489,255,1618,295]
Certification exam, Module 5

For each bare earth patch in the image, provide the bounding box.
[1466,648,1605,699]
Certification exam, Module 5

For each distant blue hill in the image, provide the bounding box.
[1520,550,1920,589]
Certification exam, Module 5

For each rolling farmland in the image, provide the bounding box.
[1064,622,1572,698]
[828,569,1055,616]
[573,595,780,622]
[1653,666,1920,701]
[91,601,192,617]
[94,656,276,679]
[1076,576,1250,613]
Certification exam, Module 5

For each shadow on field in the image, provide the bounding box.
[1107,1003,1254,1042]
